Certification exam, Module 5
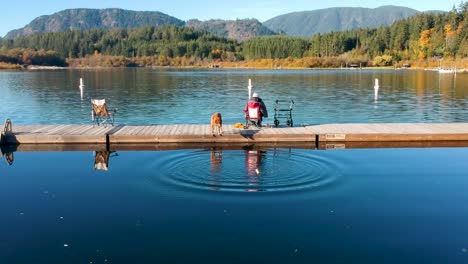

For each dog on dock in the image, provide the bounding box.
[210,112,223,136]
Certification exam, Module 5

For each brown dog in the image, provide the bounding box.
[210,112,223,136]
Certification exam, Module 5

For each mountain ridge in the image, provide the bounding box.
[186,19,276,42]
[4,6,437,40]
[263,6,420,37]
[5,8,185,39]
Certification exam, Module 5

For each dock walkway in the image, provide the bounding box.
[3,123,468,145]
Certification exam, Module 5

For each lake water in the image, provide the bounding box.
[1,69,468,263]
[0,68,467,125]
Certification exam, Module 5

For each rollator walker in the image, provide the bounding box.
[273,99,294,127]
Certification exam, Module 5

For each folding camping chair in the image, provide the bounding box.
[91,99,117,126]
[244,101,262,127]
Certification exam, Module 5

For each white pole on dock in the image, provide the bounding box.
[248,79,252,99]
[374,78,379,101]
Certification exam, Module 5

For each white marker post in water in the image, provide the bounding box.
[248,79,252,99]
[79,77,84,99]
[374,78,379,101]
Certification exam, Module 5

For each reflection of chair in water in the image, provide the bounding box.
[1,150,13,166]
[91,99,117,126]
[1,143,14,166]
[244,101,261,127]
[4,152,13,166]
[94,151,118,171]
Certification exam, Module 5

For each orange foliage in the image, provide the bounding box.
[418,29,433,48]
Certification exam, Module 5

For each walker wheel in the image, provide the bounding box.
[274,120,280,127]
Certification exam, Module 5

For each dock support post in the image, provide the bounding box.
[105,133,110,151]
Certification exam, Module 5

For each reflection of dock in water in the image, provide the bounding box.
[3,123,468,147]
[4,138,468,168]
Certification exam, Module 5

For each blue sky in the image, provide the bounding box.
[0,0,460,37]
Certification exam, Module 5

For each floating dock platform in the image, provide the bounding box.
[2,123,468,147]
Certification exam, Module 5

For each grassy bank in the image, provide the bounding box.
[2,55,467,71]
[65,55,468,70]
[0,62,22,70]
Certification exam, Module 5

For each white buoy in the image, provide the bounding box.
[248,79,252,99]
[374,78,379,101]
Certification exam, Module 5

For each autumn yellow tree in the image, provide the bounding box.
[444,24,459,56]
[417,29,434,59]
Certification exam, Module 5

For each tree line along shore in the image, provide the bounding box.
[0,3,467,70]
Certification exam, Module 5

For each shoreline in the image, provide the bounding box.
[15,65,468,72]
[0,63,466,72]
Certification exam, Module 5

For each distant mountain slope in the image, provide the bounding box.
[263,5,419,37]
[186,19,276,41]
[5,8,184,39]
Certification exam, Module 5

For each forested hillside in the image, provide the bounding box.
[1,25,238,59]
[263,6,419,37]
[5,8,184,39]
[186,19,276,41]
[243,3,467,65]
[0,3,466,68]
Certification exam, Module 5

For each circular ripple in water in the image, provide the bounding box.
[150,148,342,193]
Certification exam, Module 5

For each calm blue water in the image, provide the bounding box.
[0,68,467,125]
[1,69,468,263]
[1,147,468,263]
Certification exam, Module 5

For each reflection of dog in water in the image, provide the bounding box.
[210,112,223,136]
[210,150,223,174]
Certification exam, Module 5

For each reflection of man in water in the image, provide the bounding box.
[245,148,266,192]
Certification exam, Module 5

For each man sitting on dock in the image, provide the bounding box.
[245,92,268,126]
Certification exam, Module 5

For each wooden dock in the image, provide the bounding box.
[2,123,468,147]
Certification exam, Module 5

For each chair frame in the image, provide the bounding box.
[91,99,117,127]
